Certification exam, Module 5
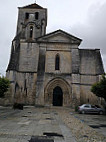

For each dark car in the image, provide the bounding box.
[78,104,105,114]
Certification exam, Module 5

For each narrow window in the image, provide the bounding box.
[24,79,26,91]
[55,54,60,70]
[35,12,39,20]
[15,82,19,93]
[25,13,29,20]
[30,26,33,38]
[24,79,27,96]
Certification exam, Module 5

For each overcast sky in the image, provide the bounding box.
[0,0,106,76]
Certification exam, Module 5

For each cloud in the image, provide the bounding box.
[71,2,106,53]
[70,2,106,71]
[0,0,106,75]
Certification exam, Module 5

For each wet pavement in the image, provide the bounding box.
[73,112,106,137]
[0,106,76,142]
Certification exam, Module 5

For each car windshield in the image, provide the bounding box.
[84,105,90,108]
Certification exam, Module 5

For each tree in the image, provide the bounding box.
[91,74,106,101]
[0,76,10,98]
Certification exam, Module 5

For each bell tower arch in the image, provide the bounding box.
[17,3,47,40]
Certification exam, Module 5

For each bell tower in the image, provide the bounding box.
[17,3,47,40]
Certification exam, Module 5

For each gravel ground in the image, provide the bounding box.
[57,108,106,142]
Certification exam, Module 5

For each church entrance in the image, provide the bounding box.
[44,78,71,106]
[53,86,63,106]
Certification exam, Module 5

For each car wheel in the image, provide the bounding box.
[78,111,81,114]
[82,110,85,114]
[99,111,103,115]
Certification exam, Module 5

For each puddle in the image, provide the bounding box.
[89,125,100,129]
[100,124,106,127]
[22,115,28,117]
[43,132,63,138]
[83,135,88,138]
[29,136,54,142]
[46,118,53,120]
[89,124,106,129]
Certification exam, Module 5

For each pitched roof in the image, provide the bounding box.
[38,29,82,40]
[37,29,82,45]
[20,3,44,9]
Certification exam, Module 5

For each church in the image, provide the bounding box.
[6,3,104,107]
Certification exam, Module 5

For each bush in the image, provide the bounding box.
[75,105,79,112]
[91,74,106,102]
[0,76,10,98]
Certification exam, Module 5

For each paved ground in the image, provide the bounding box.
[0,106,106,142]
[0,106,76,142]
[73,112,106,137]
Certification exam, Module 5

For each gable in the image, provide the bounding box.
[20,3,43,9]
[45,34,73,42]
[37,30,82,45]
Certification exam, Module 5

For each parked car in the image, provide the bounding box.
[78,104,105,114]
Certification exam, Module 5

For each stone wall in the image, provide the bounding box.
[80,85,100,104]
[35,45,46,106]
[80,50,96,74]
[5,45,104,107]
[41,43,72,106]
[45,50,72,73]
[71,74,80,105]
[19,42,39,72]
[79,49,104,105]
[6,71,37,105]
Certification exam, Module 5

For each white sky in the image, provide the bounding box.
[0,0,106,75]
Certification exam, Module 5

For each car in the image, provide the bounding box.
[78,104,105,114]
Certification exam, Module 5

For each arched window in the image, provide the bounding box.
[29,26,33,38]
[55,54,60,70]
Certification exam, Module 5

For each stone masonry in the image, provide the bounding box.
[5,3,104,107]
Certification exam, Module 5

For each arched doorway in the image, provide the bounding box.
[53,86,63,106]
[44,78,71,106]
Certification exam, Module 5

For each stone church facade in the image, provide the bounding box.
[6,3,104,107]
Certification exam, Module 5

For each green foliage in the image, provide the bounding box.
[0,76,10,98]
[75,105,79,112]
[91,74,106,101]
